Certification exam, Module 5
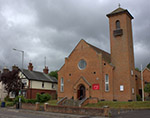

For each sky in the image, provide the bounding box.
[0,0,150,72]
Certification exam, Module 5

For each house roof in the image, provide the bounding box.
[22,69,57,83]
[106,7,134,19]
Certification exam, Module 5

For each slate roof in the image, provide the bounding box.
[22,69,57,83]
[106,7,134,19]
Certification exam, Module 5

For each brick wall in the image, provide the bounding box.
[44,104,109,117]
[22,103,36,110]
[143,68,150,83]
[26,89,56,99]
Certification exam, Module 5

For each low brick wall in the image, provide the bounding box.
[81,98,99,107]
[44,104,109,117]
[22,103,40,111]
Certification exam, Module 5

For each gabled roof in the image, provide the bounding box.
[106,7,134,19]
[86,42,111,63]
[22,69,57,83]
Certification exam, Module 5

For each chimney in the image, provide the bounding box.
[3,67,9,73]
[12,65,18,71]
[28,63,33,71]
[43,66,49,74]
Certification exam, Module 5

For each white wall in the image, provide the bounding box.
[0,82,8,101]
[30,80,57,90]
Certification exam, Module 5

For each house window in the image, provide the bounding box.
[132,88,134,94]
[52,83,55,89]
[60,77,64,92]
[42,82,44,88]
[116,20,120,29]
[105,74,109,91]
[120,85,124,91]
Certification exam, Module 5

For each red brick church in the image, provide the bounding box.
[58,7,141,101]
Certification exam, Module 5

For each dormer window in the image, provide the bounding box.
[116,20,120,29]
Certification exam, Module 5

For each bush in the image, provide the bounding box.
[14,96,26,103]
[6,102,15,106]
[25,99,37,104]
[36,93,51,103]
[4,96,14,102]
[136,95,142,101]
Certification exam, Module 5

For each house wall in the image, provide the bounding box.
[30,80,57,90]
[26,88,57,99]
[0,82,7,101]
[143,68,150,83]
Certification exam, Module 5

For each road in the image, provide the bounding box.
[0,108,104,118]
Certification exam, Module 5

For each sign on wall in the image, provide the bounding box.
[92,84,99,90]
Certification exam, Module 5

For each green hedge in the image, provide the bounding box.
[36,93,51,103]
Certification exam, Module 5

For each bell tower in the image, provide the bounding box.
[107,7,136,101]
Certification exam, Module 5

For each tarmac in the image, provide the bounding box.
[0,107,106,118]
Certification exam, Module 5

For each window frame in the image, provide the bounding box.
[60,77,64,92]
[116,20,120,29]
[42,82,44,88]
[105,74,109,92]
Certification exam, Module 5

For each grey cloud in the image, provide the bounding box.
[0,0,149,72]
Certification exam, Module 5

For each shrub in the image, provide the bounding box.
[6,102,15,106]
[36,93,51,103]
[14,96,26,103]
[25,99,37,104]
[136,94,142,101]
[4,96,14,102]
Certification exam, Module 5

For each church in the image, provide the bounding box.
[58,7,141,102]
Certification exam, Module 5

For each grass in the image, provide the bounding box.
[85,101,150,109]
[47,100,57,106]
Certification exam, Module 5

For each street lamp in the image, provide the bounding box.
[141,65,144,101]
[13,48,24,108]
[13,48,24,71]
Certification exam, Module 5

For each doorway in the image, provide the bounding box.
[77,84,86,100]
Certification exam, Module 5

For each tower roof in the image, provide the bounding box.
[106,7,134,19]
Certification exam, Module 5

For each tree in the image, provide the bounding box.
[49,70,58,79]
[135,67,140,72]
[147,63,150,69]
[0,69,21,97]
[144,84,150,97]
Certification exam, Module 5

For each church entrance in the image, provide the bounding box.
[77,84,86,100]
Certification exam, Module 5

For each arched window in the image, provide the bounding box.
[116,20,120,29]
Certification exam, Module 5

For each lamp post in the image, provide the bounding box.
[141,65,144,101]
[13,48,24,108]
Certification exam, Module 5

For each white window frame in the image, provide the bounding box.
[132,88,134,94]
[105,74,109,91]
[60,77,64,92]
[120,85,124,91]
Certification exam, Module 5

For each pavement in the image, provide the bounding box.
[0,107,106,118]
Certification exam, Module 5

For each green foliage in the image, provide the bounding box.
[6,102,15,106]
[147,63,150,69]
[49,70,58,79]
[135,68,140,72]
[144,84,150,94]
[4,96,14,102]
[136,95,142,101]
[25,99,37,104]
[14,96,26,103]
[36,93,51,103]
